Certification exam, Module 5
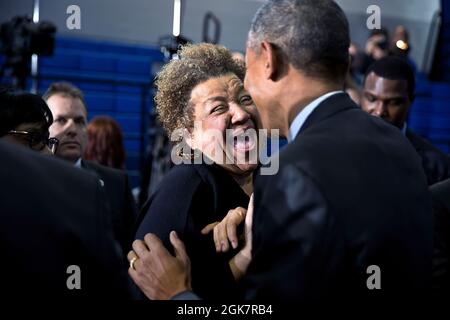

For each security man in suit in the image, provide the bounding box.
[431,178,450,291]
[43,82,138,255]
[361,56,450,185]
[0,141,131,298]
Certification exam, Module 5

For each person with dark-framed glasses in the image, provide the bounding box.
[0,89,58,155]
[7,130,59,154]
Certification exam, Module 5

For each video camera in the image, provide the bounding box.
[0,15,56,89]
[158,34,190,60]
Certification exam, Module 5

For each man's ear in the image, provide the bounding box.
[260,41,280,81]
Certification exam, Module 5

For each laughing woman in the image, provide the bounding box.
[133,43,260,300]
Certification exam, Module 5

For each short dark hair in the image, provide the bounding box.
[0,88,53,136]
[364,56,415,100]
[42,82,87,111]
[369,27,389,39]
[248,0,350,83]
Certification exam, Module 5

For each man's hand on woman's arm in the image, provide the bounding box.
[127,195,255,298]
[127,231,192,300]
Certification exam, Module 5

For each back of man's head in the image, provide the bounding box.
[364,56,415,100]
[248,0,350,83]
[369,27,389,40]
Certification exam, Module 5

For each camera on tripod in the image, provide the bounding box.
[158,34,190,60]
[0,15,56,89]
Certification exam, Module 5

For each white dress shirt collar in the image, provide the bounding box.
[401,122,408,135]
[288,91,343,142]
[74,158,82,168]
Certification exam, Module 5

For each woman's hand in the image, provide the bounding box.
[201,195,255,280]
[201,194,255,253]
[229,194,254,280]
[201,206,247,252]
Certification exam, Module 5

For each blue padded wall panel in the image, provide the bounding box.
[116,58,152,75]
[124,139,141,152]
[115,115,141,133]
[80,55,116,73]
[84,93,115,112]
[115,94,143,113]
[40,50,80,69]
[409,77,450,154]
[432,83,450,98]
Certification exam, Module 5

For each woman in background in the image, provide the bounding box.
[84,115,126,170]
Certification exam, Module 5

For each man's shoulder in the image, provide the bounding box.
[0,142,103,216]
[282,106,410,162]
[268,108,421,191]
[0,142,128,298]
[430,178,450,208]
[82,160,125,179]
[406,129,450,183]
[1,142,99,188]
[83,160,134,187]
[431,178,450,193]
[407,129,450,160]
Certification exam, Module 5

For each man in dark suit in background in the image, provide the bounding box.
[0,141,130,298]
[43,82,138,254]
[128,0,433,303]
[430,178,450,291]
[361,56,450,185]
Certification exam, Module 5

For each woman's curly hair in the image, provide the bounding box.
[154,43,245,140]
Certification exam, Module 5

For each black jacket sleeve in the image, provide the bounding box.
[135,165,240,300]
[244,163,345,301]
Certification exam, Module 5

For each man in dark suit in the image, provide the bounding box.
[82,160,138,252]
[241,0,432,301]
[43,82,138,254]
[0,141,130,298]
[361,56,450,185]
[127,0,433,302]
[430,179,450,291]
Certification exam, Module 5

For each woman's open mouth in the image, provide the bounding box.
[233,131,257,152]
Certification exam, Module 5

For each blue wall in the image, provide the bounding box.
[409,75,450,154]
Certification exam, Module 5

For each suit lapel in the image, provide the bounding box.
[81,160,105,187]
[405,129,424,155]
